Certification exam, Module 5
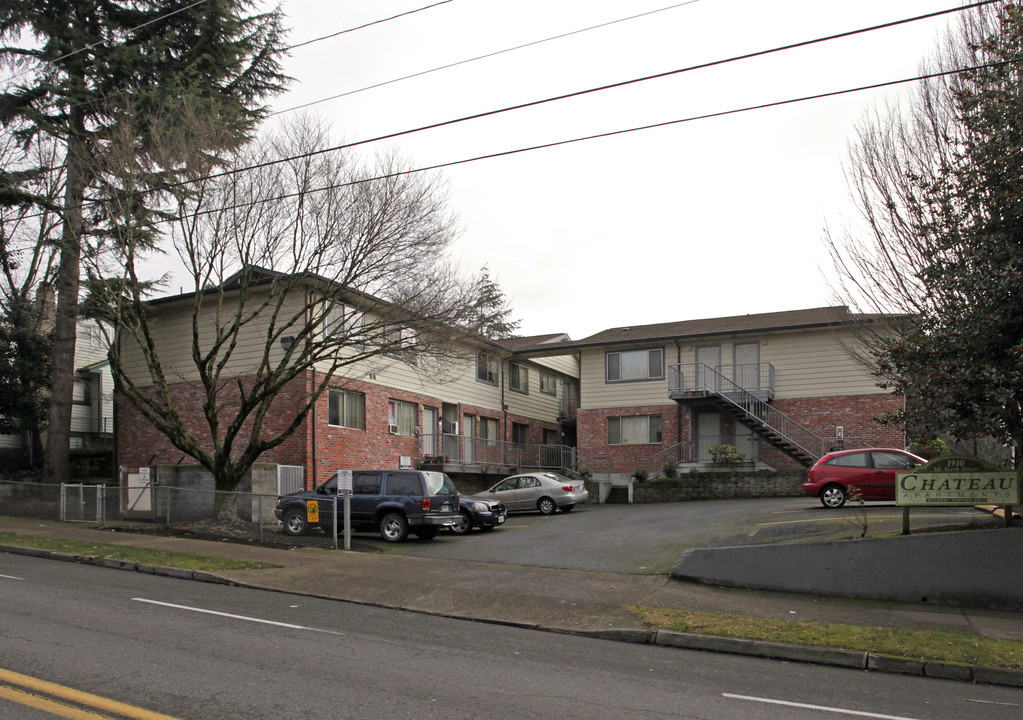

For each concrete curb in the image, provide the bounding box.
[5,543,1023,689]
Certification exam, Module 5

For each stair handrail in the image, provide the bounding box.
[671,363,825,462]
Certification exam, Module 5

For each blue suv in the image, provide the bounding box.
[275,470,461,542]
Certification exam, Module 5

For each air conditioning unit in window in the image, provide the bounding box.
[388,424,400,434]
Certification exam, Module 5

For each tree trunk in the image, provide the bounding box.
[43,135,86,483]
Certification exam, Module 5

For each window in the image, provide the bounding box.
[824,452,870,468]
[324,303,364,344]
[606,348,664,382]
[476,351,499,385]
[385,472,422,496]
[509,363,528,393]
[539,371,557,396]
[512,423,530,445]
[607,415,663,445]
[328,389,365,429]
[388,399,418,436]
[872,451,919,470]
[353,472,382,494]
[481,417,499,445]
[385,325,417,362]
[89,323,104,348]
[542,428,558,445]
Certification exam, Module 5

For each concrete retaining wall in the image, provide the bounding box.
[673,528,1023,611]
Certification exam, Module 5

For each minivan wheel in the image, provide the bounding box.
[537,497,557,515]
[379,512,409,542]
[820,484,847,509]
[282,509,308,536]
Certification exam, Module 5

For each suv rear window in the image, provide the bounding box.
[423,472,457,496]
[385,473,422,496]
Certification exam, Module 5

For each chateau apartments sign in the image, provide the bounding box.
[896,455,1020,507]
[895,455,1019,534]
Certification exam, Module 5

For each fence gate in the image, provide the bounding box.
[61,483,104,523]
[121,466,157,519]
[277,465,304,495]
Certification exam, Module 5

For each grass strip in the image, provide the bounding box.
[631,606,1023,669]
[0,532,279,571]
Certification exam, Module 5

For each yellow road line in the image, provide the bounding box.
[0,683,115,720]
[0,668,183,720]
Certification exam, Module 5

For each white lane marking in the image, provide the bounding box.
[724,694,922,720]
[133,598,346,636]
[0,574,23,580]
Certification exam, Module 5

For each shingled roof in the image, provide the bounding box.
[510,306,907,356]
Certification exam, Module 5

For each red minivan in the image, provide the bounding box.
[802,448,926,508]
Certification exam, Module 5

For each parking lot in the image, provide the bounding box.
[348,497,1004,574]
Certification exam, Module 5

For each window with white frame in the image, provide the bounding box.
[481,417,499,445]
[324,303,365,345]
[476,351,499,385]
[509,363,528,393]
[388,399,418,436]
[328,389,365,430]
[384,325,417,362]
[606,348,663,382]
[539,371,557,396]
[607,415,663,445]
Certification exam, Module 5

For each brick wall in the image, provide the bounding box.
[632,470,806,502]
[578,406,678,474]
[577,393,905,474]
[115,375,310,474]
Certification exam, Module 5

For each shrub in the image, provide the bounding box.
[707,444,746,464]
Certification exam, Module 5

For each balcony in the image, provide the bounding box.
[668,362,775,402]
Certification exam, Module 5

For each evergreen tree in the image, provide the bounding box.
[0,1,288,481]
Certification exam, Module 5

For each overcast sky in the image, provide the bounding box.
[262,0,961,339]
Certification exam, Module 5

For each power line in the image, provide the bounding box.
[145,57,1023,227]
[285,0,455,51]
[273,0,705,116]
[13,1,998,221]
[171,1,997,191]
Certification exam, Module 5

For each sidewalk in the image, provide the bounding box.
[3,515,1023,687]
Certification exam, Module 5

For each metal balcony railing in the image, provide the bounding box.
[417,434,611,481]
[668,362,825,464]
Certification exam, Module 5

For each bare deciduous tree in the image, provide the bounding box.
[90,118,485,493]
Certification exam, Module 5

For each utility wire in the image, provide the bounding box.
[165,1,998,191]
[273,0,704,116]
[285,0,454,51]
[138,57,1023,227]
[13,0,997,221]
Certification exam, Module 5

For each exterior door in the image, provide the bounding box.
[463,414,476,463]
[423,407,438,457]
[733,341,760,391]
[695,345,721,390]
[697,411,720,462]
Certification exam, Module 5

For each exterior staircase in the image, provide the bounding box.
[668,363,824,468]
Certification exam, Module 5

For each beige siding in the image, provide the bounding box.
[579,345,674,410]
[121,289,302,387]
[580,326,883,410]
[504,359,569,423]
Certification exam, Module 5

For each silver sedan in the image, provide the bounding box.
[483,472,588,515]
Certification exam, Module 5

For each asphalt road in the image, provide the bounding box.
[352,498,1004,574]
[3,554,1022,720]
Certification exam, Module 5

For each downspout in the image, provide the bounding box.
[674,340,683,447]
[311,367,317,489]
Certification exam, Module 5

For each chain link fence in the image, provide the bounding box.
[0,480,347,550]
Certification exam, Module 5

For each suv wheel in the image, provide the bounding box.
[379,512,409,542]
[537,497,557,515]
[282,508,308,536]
